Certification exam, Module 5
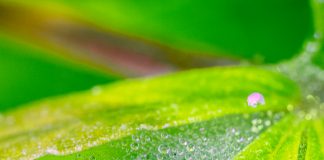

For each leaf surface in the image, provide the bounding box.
[0,67,299,159]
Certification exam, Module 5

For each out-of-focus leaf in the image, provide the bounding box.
[7,0,314,63]
[311,0,324,69]
[0,2,239,77]
[0,35,118,111]
[0,67,299,159]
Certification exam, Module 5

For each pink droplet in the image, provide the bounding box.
[247,92,265,108]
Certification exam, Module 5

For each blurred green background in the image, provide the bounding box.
[0,0,315,111]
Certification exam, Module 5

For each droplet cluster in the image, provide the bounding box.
[273,34,324,118]
[104,112,284,159]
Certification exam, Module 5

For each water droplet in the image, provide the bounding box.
[158,144,170,154]
[257,125,264,130]
[179,138,188,146]
[237,137,244,143]
[156,154,166,160]
[230,128,236,134]
[306,42,319,53]
[144,136,151,142]
[186,143,195,152]
[132,135,140,142]
[314,32,322,39]
[264,120,271,126]
[120,124,127,130]
[251,126,259,133]
[130,143,140,151]
[160,133,170,139]
[177,149,185,156]
[247,92,265,108]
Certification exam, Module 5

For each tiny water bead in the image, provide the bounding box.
[247,92,265,108]
[273,37,324,113]
[130,143,140,151]
[160,133,171,140]
[158,144,171,154]
[110,112,283,159]
[186,143,195,152]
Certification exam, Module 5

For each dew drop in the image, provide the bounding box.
[314,32,322,39]
[132,135,140,142]
[186,143,195,152]
[144,136,151,142]
[158,144,170,154]
[130,143,140,151]
[237,137,244,143]
[264,120,271,126]
[160,133,170,139]
[119,124,127,130]
[179,138,188,146]
[156,154,166,160]
[251,126,259,133]
[247,92,265,108]
[177,149,185,156]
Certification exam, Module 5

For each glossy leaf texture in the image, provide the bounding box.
[0,67,300,159]
[5,0,314,63]
[0,35,118,111]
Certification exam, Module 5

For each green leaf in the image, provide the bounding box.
[9,0,314,63]
[0,67,299,159]
[305,121,324,159]
[42,112,286,160]
[0,2,241,77]
[0,35,118,111]
[235,114,306,159]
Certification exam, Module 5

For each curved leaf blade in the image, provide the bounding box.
[235,114,306,159]
[305,121,324,160]
[0,67,299,159]
[42,112,286,160]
